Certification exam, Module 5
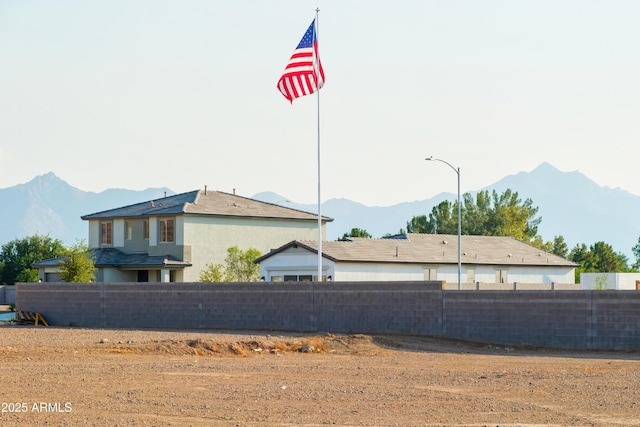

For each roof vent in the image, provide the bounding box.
[441,240,448,245]
[395,246,399,257]
[507,254,512,257]
[150,201,155,208]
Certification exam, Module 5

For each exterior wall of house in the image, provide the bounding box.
[260,248,576,284]
[330,264,572,284]
[260,247,334,281]
[336,263,426,281]
[113,219,125,247]
[183,216,324,282]
[102,268,136,283]
[145,216,186,261]
[87,221,99,248]
[580,273,640,290]
[122,218,149,252]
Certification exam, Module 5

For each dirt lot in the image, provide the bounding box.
[0,325,639,426]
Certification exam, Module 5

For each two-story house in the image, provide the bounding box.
[35,188,331,283]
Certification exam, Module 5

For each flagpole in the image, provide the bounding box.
[315,7,322,282]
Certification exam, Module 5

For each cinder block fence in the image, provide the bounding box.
[15,282,640,350]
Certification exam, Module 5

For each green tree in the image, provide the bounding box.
[528,235,569,258]
[528,235,553,252]
[199,246,261,282]
[339,228,372,240]
[593,274,610,290]
[0,234,67,284]
[569,241,629,283]
[405,189,541,244]
[406,214,431,234]
[59,240,96,283]
[406,200,457,234]
[632,236,640,271]
[551,235,569,258]
[199,263,225,282]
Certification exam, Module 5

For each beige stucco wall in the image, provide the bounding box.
[183,216,325,282]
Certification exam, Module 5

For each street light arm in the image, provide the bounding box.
[425,156,459,175]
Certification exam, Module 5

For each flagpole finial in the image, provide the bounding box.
[316,7,320,13]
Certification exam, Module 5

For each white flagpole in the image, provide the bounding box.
[315,7,322,282]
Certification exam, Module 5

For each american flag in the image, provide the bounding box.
[277,19,325,103]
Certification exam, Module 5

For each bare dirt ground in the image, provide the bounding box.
[0,325,639,426]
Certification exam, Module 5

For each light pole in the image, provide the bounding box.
[426,156,461,290]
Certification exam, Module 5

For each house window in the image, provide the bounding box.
[144,220,149,239]
[100,222,112,245]
[159,218,174,243]
[125,221,132,240]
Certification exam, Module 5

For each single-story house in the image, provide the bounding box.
[34,188,332,283]
[255,233,578,288]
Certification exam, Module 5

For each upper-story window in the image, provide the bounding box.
[159,218,174,243]
[143,220,149,239]
[100,221,112,245]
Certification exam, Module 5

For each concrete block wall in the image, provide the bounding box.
[0,285,16,305]
[442,291,593,349]
[313,282,443,336]
[15,282,640,350]
[591,291,640,349]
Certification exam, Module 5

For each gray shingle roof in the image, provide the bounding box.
[32,249,192,269]
[81,189,332,222]
[92,248,191,268]
[257,234,577,267]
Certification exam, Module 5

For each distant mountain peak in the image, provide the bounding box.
[531,162,559,173]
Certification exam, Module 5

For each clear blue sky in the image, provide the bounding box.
[1,1,638,206]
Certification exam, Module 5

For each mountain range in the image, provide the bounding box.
[1,163,639,259]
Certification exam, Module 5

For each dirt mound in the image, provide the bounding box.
[104,333,378,357]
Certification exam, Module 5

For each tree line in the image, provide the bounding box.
[343,188,640,282]
[0,235,95,285]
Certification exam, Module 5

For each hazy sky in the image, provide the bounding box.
[1,1,639,206]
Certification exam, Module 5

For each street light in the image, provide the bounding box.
[426,156,461,290]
